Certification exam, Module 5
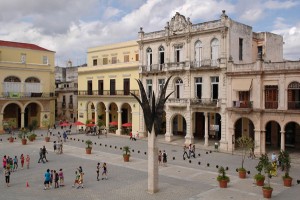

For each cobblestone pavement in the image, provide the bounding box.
[0,128,299,200]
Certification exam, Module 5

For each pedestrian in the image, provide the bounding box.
[59,169,64,186]
[129,132,133,140]
[77,166,83,174]
[50,170,54,188]
[26,155,30,169]
[158,150,162,165]
[78,172,84,188]
[20,154,25,169]
[38,148,45,163]
[56,141,61,154]
[42,146,48,162]
[97,162,100,181]
[183,145,189,159]
[9,158,13,172]
[72,171,80,188]
[44,169,51,190]
[49,127,52,136]
[54,170,59,188]
[188,144,192,158]
[53,141,57,153]
[3,155,7,169]
[102,162,107,180]
[13,156,18,171]
[4,166,10,187]
[162,150,167,166]
[63,131,67,142]
[191,145,196,158]
[60,140,63,154]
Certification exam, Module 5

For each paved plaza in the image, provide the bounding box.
[0,128,300,200]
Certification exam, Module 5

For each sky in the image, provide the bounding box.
[0,0,299,66]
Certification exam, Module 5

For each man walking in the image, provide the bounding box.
[38,148,45,163]
[42,146,48,162]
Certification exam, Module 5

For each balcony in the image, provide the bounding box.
[141,64,165,74]
[190,59,219,69]
[167,98,189,108]
[165,62,187,71]
[1,92,55,99]
[62,102,66,109]
[288,101,300,110]
[233,101,253,108]
[265,101,278,109]
[190,98,219,108]
[78,90,139,97]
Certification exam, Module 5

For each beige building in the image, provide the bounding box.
[77,41,141,135]
[137,11,299,153]
[0,40,56,132]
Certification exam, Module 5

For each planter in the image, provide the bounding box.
[239,170,246,179]
[29,138,34,142]
[21,138,27,145]
[45,136,50,142]
[9,137,14,143]
[123,154,130,162]
[262,187,273,198]
[219,180,228,188]
[256,178,265,186]
[283,177,292,187]
[86,148,92,154]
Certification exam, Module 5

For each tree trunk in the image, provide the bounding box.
[148,127,159,193]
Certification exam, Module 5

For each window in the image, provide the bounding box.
[158,79,165,93]
[98,80,103,95]
[103,58,108,65]
[195,77,202,98]
[146,48,152,70]
[195,41,202,67]
[87,80,93,95]
[62,96,66,107]
[175,45,183,62]
[93,59,97,66]
[123,78,130,95]
[258,46,263,59]
[112,56,117,64]
[211,77,219,100]
[135,54,139,61]
[265,86,278,109]
[239,38,243,61]
[146,79,152,99]
[43,56,48,64]
[21,54,26,63]
[70,95,73,104]
[211,39,219,66]
[110,79,116,95]
[124,55,129,62]
[175,78,183,99]
[158,46,165,70]
[287,81,300,110]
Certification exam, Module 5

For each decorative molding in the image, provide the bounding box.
[97,76,105,79]
[122,74,131,77]
[109,75,117,78]
[86,77,93,80]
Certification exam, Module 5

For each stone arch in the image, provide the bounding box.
[23,101,44,112]
[96,102,106,126]
[24,102,42,128]
[284,121,300,149]
[265,120,281,149]
[1,101,24,113]
[170,112,187,137]
[3,102,22,129]
[4,76,21,82]
[234,117,255,147]
[25,77,40,83]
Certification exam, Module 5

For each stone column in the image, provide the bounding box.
[21,112,25,128]
[185,112,194,145]
[94,107,98,125]
[254,129,261,155]
[261,130,266,155]
[165,113,173,142]
[280,131,285,151]
[204,112,209,147]
[116,110,122,135]
[148,126,158,193]
[0,113,3,132]
[105,110,109,130]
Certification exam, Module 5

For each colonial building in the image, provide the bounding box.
[55,61,80,123]
[77,41,141,135]
[0,40,56,132]
[137,11,299,153]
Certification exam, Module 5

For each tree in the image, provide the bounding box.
[131,76,173,193]
[236,135,253,171]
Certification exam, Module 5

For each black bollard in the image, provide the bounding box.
[198,161,201,165]
[189,160,191,163]
[173,157,175,160]
[216,165,219,168]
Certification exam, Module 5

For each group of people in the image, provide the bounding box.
[72,166,85,189]
[44,168,64,190]
[38,146,48,163]
[96,162,108,181]
[3,154,30,187]
[183,144,196,159]
[158,150,168,166]
[53,139,64,154]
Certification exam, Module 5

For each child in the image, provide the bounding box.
[26,155,30,169]
[72,171,80,188]
[102,162,107,180]
[54,170,59,188]
[20,154,25,169]
[59,169,64,186]
[77,172,84,188]
[13,156,18,171]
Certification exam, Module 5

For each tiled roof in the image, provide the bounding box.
[0,40,54,52]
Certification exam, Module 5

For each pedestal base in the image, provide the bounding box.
[165,134,173,142]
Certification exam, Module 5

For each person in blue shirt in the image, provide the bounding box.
[44,169,51,190]
[63,132,67,142]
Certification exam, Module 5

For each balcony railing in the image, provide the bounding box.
[167,98,189,104]
[141,64,165,73]
[233,101,253,108]
[288,101,300,110]
[165,62,187,71]
[190,59,219,68]
[190,98,219,107]
[1,92,55,98]
[265,101,278,109]
[78,90,139,96]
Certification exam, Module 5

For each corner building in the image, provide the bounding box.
[137,11,299,154]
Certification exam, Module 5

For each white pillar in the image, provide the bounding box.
[105,110,109,130]
[148,126,158,193]
[165,113,173,142]
[116,110,122,135]
[204,112,209,147]
[261,130,266,154]
[254,130,261,155]
[21,112,25,128]
[280,131,285,151]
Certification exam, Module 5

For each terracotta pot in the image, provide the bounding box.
[45,137,50,142]
[239,170,246,179]
[29,138,34,142]
[9,137,14,143]
[219,180,228,188]
[86,148,92,154]
[123,154,130,162]
[256,178,265,186]
[262,188,273,198]
[21,138,27,145]
[283,177,292,187]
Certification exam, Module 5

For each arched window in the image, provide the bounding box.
[146,47,152,71]
[194,40,202,67]
[287,81,300,110]
[25,77,41,93]
[25,77,40,83]
[4,76,21,82]
[211,38,219,66]
[158,46,165,70]
[175,78,183,99]
[3,76,21,93]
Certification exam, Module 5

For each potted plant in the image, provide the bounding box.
[236,135,253,179]
[123,146,131,162]
[85,139,92,154]
[254,156,265,186]
[278,150,292,187]
[18,128,28,145]
[260,154,273,198]
[28,133,37,142]
[217,166,230,188]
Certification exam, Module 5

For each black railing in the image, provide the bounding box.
[1,92,55,98]
[233,101,253,108]
[288,101,300,110]
[190,98,219,106]
[78,90,139,96]
[141,64,165,73]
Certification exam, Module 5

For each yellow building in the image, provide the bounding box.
[0,40,56,132]
[78,41,140,136]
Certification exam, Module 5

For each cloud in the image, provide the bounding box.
[264,0,299,9]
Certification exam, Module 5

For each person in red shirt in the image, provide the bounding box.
[20,154,25,169]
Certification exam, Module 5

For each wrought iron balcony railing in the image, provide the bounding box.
[190,98,219,107]
[265,101,278,109]
[288,101,300,110]
[78,90,139,96]
[1,92,55,98]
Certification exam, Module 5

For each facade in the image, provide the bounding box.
[77,41,141,135]
[0,40,56,132]
[55,61,79,122]
[137,11,299,153]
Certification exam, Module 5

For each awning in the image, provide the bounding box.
[232,79,252,91]
[263,80,278,86]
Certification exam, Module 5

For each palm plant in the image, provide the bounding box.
[123,146,131,156]
[85,139,93,149]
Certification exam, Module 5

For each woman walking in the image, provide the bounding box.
[4,166,10,187]
[26,155,30,169]
[102,162,107,180]
[96,162,100,181]
[20,154,25,169]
